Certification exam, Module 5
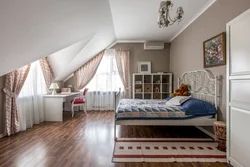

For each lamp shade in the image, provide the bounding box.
[49,83,59,89]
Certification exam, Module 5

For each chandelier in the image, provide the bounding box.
[157,0,184,28]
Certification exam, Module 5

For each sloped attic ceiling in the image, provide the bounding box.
[0,0,116,77]
[48,34,116,81]
[47,37,92,81]
[0,0,215,80]
[48,0,215,81]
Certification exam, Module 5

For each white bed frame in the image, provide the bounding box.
[114,70,221,140]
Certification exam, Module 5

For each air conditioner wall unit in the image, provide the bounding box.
[144,41,164,50]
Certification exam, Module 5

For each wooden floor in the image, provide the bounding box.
[0,111,228,167]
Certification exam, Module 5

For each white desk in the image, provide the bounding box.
[44,92,81,121]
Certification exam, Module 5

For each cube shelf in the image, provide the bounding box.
[132,73,172,99]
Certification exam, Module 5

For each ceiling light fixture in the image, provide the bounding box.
[157,0,184,28]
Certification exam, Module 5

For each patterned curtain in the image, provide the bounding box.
[115,49,131,98]
[39,57,54,89]
[74,51,104,91]
[3,65,31,136]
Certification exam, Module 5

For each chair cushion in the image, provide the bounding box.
[72,99,85,104]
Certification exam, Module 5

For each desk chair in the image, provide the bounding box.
[71,88,88,117]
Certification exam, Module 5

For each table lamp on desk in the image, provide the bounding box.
[49,83,59,95]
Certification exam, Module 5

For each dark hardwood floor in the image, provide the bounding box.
[0,111,228,167]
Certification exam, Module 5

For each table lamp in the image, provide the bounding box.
[49,83,59,95]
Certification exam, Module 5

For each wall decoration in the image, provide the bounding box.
[203,32,226,68]
[138,61,151,73]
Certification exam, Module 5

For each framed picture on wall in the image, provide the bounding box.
[203,32,226,68]
[138,61,151,73]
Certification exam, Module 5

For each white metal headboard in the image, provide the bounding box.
[178,70,221,109]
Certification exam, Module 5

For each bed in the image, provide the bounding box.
[114,70,221,139]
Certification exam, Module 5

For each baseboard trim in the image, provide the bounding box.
[195,126,215,140]
[229,157,243,167]
[0,134,5,138]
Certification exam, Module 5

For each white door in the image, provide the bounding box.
[227,9,250,167]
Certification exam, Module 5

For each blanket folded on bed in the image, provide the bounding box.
[116,99,216,121]
[117,99,181,113]
[116,99,187,120]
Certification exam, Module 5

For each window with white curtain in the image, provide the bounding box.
[17,60,47,131]
[85,49,124,110]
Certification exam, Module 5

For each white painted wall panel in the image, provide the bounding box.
[230,80,250,106]
[230,13,250,75]
[230,107,250,167]
[227,8,250,167]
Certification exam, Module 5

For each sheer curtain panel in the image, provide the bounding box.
[115,49,131,98]
[85,49,124,110]
[17,61,47,131]
[3,65,30,136]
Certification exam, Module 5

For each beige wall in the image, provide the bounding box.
[170,0,250,121]
[0,76,5,135]
[112,43,170,74]
[64,43,171,90]
[64,76,75,91]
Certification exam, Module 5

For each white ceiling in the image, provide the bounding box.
[109,0,214,42]
[48,37,92,81]
[0,0,215,80]
[0,0,116,77]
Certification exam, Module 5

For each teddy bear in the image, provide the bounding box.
[172,84,189,97]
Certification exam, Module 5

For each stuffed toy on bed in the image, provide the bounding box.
[172,84,189,97]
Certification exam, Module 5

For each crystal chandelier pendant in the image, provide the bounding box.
[157,0,184,28]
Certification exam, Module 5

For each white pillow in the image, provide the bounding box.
[166,96,191,106]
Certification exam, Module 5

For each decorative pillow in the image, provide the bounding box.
[166,96,191,106]
[179,98,216,116]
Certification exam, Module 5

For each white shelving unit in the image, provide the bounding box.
[133,73,172,99]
